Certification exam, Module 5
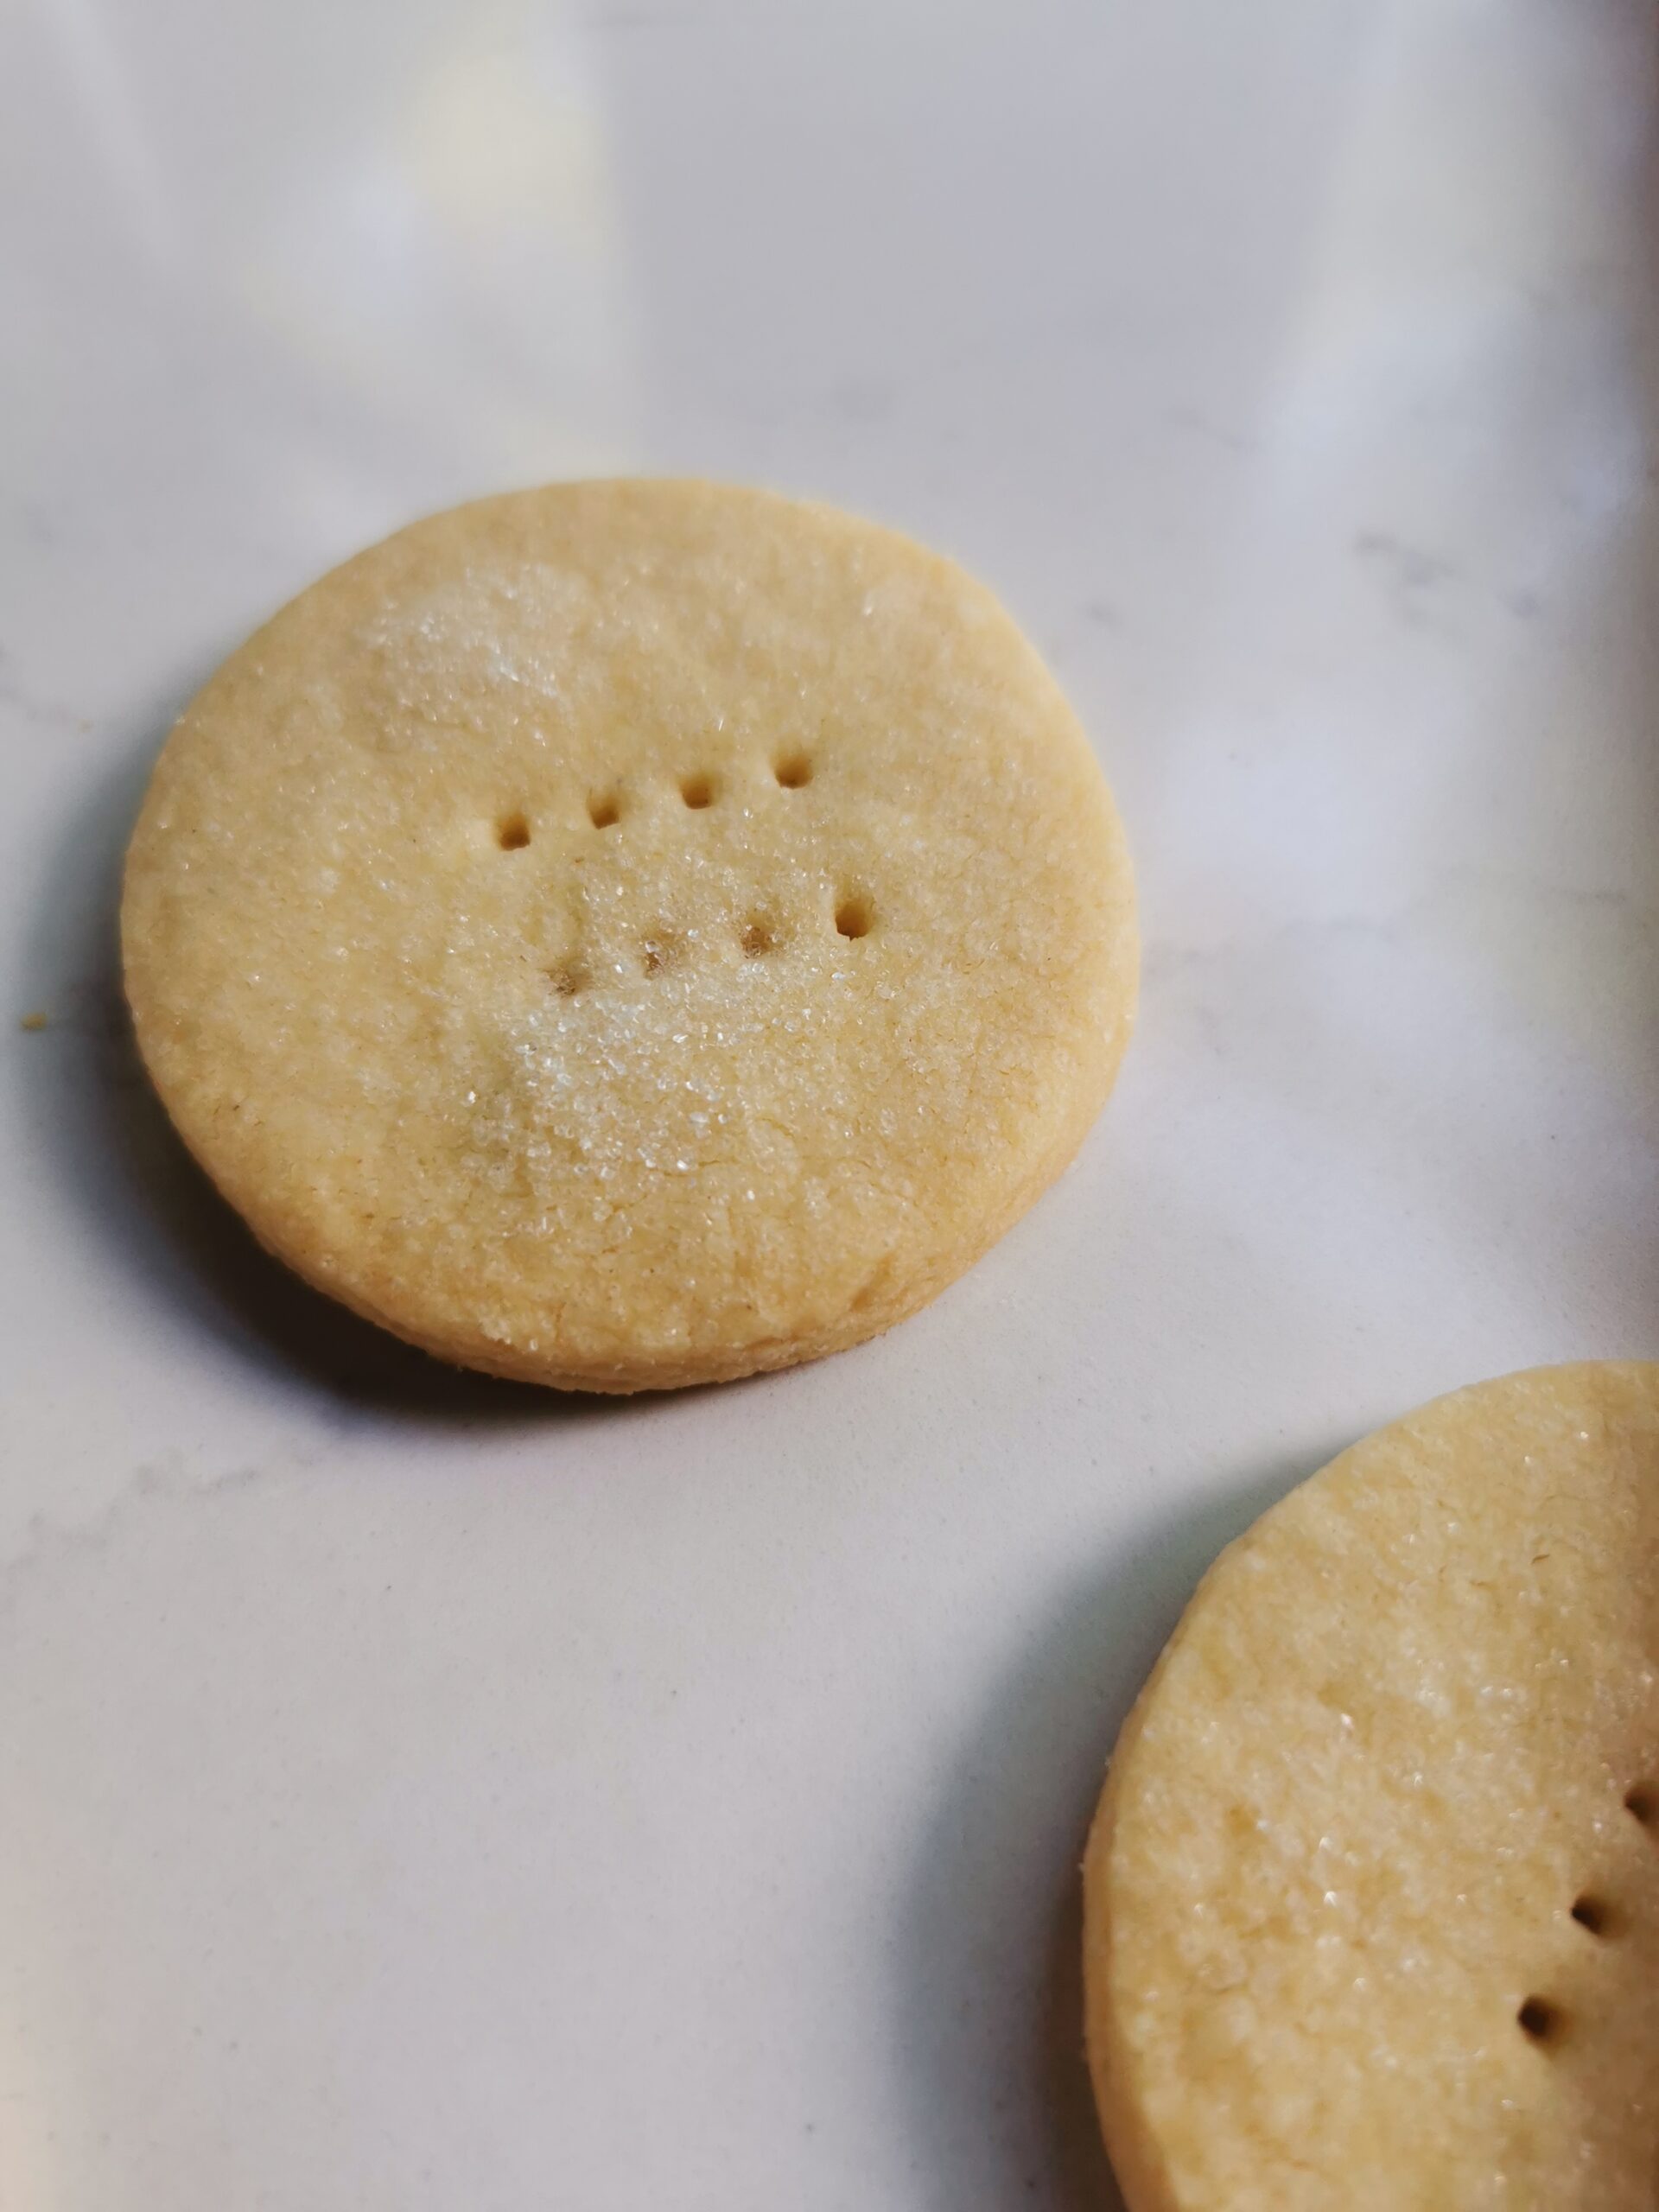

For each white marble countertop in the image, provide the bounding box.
[2,3,1656,2206]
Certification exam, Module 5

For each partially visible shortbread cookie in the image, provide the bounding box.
[123,480,1136,1390]
[1084,1363,1659,2211]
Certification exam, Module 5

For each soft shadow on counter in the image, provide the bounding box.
[895,1452,1344,2212]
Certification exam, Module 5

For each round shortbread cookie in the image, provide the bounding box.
[123,480,1136,1392]
[1084,1363,1659,2211]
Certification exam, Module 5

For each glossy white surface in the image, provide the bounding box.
[2,3,1656,2205]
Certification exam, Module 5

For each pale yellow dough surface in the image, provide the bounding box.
[122,480,1135,1390]
[1084,1362,1659,2212]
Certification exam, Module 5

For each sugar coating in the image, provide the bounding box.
[1084,1362,1659,2210]
[122,480,1137,1389]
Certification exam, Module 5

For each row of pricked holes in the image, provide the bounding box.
[1517,1782,1655,2050]
[497,750,812,849]
[548,897,873,995]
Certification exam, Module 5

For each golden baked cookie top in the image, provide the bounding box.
[1085,1361,1659,2212]
[124,480,1136,1390]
